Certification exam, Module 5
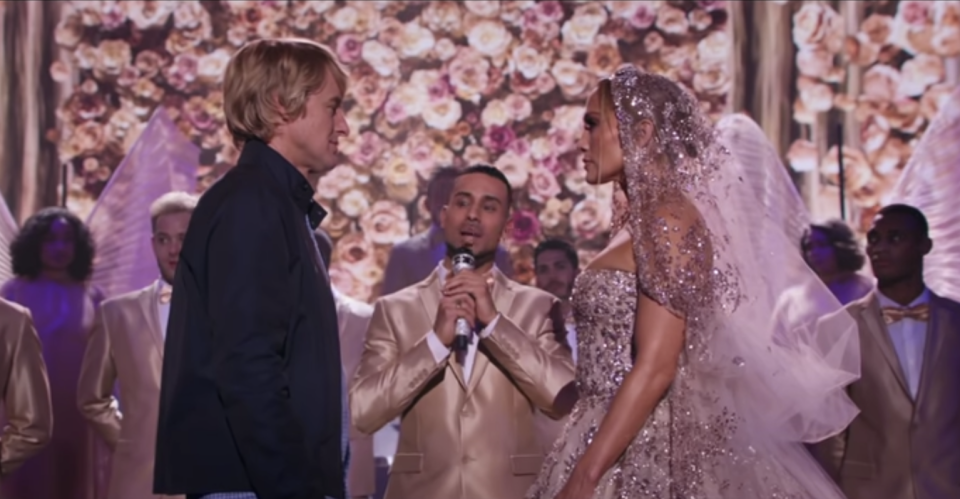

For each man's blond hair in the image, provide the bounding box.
[223,38,348,145]
[150,191,198,232]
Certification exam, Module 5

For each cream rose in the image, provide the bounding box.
[328,6,359,32]
[693,64,730,96]
[316,165,357,200]
[551,59,591,98]
[334,232,375,267]
[95,39,132,77]
[570,198,612,240]
[398,22,435,59]
[468,20,513,58]
[361,40,400,77]
[527,166,562,203]
[449,49,491,103]
[125,0,175,30]
[338,188,372,219]
[656,5,689,35]
[505,94,533,122]
[898,54,944,97]
[422,98,463,131]
[538,197,573,233]
[511,44,551,80]
[422,1,462,33]
[797,47,834,78]
[785,139,819,173]
[860,13,895,45]
[799,80,835,113]
[860,114,891,153]
[481,99,512,128]
[384,84,427,124]
[464,0,500,18]
[862,64,902,102]
[434,38,459,61]
[696,30,731,67]
[197,49,231,84]
[381,156,420,204]
[793,2,844,52]
[494,151,533,189]
[561,3,608,49]
[359,200,412,246]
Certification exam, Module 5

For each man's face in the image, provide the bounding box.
[281,70,349,183]
[152,211,192,284]
[535,249,578,301]
[866,212,931,285]
[440,173,509,258]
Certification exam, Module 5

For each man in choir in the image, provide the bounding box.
[813,204,960,499]
[380,167,512,296]
[531,238,580,453]
[533,239,579,361]
[0,297,52,485]
[77,191,197,499]
[351,165,575,499]
[314,228,377,499]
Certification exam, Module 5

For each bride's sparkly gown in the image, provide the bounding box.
[526,269,809,499]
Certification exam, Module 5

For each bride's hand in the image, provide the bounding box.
[555,468,597,499]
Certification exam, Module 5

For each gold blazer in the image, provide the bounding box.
[812,291,960,499]
[350,268,574,499]
[0,297,51,481]
[76,283,183,499]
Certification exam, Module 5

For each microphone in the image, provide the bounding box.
[451,249,475,353]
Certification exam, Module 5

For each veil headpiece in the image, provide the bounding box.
[608,65,860,447]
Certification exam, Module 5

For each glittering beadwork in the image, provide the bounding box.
[526,66,845,499]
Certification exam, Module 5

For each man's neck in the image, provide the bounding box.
[266,139,314,184]
[878,272,926,307]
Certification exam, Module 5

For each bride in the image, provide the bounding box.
[527,65,861,499]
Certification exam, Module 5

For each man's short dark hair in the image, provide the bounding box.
[427,166,460,198]
[11,206,96,281]
[801,219,865,273]
[457,164,513,206]
[877,204,930,239]
[534,239,578,269]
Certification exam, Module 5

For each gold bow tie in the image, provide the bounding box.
[881,304,929,324]
[159,286,173,305]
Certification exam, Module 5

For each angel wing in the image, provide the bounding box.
[86,108,199,300]
[0,192,19,283]
[886,86,960,303]
[716,113,812,248]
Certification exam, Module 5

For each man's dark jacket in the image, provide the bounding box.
[154,140,344,499]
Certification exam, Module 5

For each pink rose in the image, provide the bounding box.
[336,34,363,64]
[509,210,541,244]
[897,1,932,28]
[482,125,517,154]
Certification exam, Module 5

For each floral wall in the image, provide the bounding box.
[53,0,732,302]
[784,0,960,235]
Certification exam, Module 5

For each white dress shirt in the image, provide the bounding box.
[157,280,171,339]
[424,264,501,382]
[877,288,930,399]
[565,323,577,364]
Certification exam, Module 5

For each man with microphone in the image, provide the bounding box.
[350,165,575,499]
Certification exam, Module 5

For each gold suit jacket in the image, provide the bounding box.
[76,283,183,499]
[351,268,575,499]
[0,297,51,482]
[812,291,960,499]
[334,289,376,498]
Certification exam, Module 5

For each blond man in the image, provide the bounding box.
[77,191,197,499]
[154,39,350,499]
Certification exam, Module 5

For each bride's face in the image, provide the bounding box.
[579,87,624,185]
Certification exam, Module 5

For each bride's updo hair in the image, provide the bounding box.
[599,70,703,162]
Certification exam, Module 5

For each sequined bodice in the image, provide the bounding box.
[570,269,637,400]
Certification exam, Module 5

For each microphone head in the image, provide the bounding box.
[451,248,475,273]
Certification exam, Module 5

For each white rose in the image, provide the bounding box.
[398,22,436,59]
[511,44,550,80]
[422,98,463,131]
[481,99,511,128]
[339,188,371,218]
[361,40,400,77]
[467,20,513,58]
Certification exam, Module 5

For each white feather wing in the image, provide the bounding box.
[0,193,18,283]
[86,109,199,300]
[886,86,960,303]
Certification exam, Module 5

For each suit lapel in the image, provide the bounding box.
[466,269,515,398]
[860,293,911,398]
[914,293,948,411]
[138,283,165,358]
[418,270,467,390]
